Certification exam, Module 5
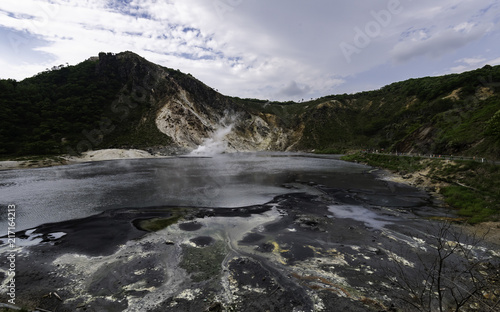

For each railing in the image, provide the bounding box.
[361,150,500,165]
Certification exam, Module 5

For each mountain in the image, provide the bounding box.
[1,51,499,157]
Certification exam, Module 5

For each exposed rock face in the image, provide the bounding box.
[155,89,213,148]
[395,126,437,154]
[153,91,301,152]
[97,51,300,153]
[228,113,299,151]
[152,81,300,152]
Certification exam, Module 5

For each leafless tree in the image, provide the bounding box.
[385,222,499,312]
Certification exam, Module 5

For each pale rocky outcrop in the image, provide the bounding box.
[154,88,300,152]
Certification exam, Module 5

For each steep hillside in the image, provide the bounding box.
[289,65,500,158]
[0,52,499,157]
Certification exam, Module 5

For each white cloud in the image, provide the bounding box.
[390,24,487,63]
[458,57,487,65]
[449,56,500,73]
[0,0,499,100]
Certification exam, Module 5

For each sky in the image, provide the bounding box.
[0,0,499,101]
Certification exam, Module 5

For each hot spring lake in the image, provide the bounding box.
[4,152,497,312]
[1,152,389,231]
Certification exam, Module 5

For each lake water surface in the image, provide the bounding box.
[0,152,370,231]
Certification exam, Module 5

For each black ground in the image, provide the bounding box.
[1,171,499,312]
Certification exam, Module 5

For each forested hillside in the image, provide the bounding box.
[0,53,171,155]
[287,65,500,157]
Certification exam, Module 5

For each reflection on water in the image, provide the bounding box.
[0,152,369,231]
[328,205,396,229]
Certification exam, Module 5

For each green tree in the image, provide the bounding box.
[486,109,500,139]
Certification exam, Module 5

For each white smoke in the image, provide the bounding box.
[189,124,233,156]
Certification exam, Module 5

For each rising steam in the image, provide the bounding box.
[189,124,233,156]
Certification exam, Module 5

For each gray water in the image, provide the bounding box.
[0,152,369,231]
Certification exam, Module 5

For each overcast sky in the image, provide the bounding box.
[0,0,499,101]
